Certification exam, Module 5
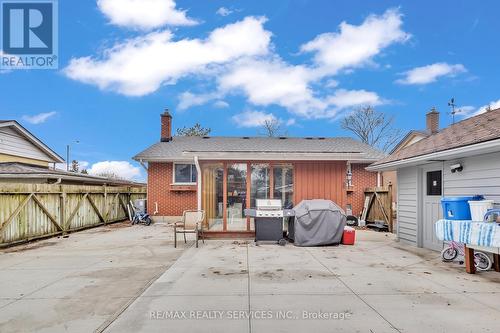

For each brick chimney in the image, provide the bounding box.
[160,109,172,142]
[426,107,439,134]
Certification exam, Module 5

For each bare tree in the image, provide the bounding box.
[259,119,287,137]
[340,106,402,152]
[176,123,211,136]
[70,160,79,173]
[95,172,122,179]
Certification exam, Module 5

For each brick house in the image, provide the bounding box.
[134,110,384,236]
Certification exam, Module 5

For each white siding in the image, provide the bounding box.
[397,166,419,245]
[0,126,53,162]
[444,151,500,207]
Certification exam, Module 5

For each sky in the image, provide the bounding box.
[1,0,499,181]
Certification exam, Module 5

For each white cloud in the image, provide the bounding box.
[213,100,229,108]
[219,57,321,117]
[212,9,401,118]
[64,16,271,96]
[326,89,382,108]
[97,0,197,29]
[216,7,233,17]
[66,9,404,119]
[301,8,409,74]
[79,161,90,169]
[22,111,57,124]
[460,99,500,118]
[232,110,278,128]
[477,99,500,114]
[396,62,466,85]
[88,161,142,180]
[325,79,339,88]
[218,58,383,118]
[178,91,220,110]
[232,111,298,128]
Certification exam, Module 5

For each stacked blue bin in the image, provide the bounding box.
[441,196,483,220]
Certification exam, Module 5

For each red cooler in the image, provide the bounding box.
[342,226,355,245]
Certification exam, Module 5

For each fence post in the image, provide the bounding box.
[60,185,66,234]
[103,185,108,225]
[388,183,393,233]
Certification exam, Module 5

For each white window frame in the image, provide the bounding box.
[172,162,197,185]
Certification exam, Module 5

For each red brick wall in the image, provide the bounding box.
[346,163,378,216]
[147,162,197,216]
[147,161,376,218]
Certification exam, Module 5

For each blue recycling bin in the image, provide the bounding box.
[441,196,483,220]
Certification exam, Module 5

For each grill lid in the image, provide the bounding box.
[256,199,282,210]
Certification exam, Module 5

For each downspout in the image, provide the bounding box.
[139,159,155,214]
[377,172,381,187]
[138,159,148,172]
[194,155,202,211]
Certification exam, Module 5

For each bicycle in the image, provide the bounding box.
[441,240,492,271]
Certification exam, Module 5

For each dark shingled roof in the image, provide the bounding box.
[133,136,385,161]
[371,108,500,167]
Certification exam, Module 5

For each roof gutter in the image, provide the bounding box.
[135,151,381,162]
[367,138,500,171]
[0,173,144,186]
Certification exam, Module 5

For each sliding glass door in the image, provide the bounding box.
[226,163,247,231]
[202,162,293,232]
[202,163,224,231]
[273,164,294,208]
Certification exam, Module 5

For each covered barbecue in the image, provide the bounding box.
[292,199,346,246]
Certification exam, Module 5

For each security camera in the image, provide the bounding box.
[450,163,463,173]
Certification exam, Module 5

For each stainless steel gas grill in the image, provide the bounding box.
[244,199,295,246]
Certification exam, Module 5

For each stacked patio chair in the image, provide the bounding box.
[173,210,205,248]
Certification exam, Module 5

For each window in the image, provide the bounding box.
[426,170,442,196]
[174,164,197,184]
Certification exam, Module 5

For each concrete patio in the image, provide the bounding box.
[1,224,500,332]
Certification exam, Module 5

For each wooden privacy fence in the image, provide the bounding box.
[0,183,146,247]
[362,186,394,232]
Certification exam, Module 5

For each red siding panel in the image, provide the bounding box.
[294,161,347,209]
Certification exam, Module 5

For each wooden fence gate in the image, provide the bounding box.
[362,186,394,232]
[0,183,146,247]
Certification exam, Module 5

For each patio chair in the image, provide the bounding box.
[174,210,205,248]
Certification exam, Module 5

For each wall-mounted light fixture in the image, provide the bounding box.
[450,163,463,173]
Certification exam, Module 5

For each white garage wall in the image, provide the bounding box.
[444,151,500,207]
[397,166,419,245]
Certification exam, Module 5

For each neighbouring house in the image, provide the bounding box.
[381,109,435,217]
[0,120,143,186]
[134,110,384,236]
[368,108,500,251]
[0,120,64,167]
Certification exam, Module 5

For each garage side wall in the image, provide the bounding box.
[443,151,500,207]
[397,166,419,245]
